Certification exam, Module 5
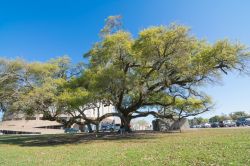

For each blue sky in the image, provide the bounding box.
[1,0,250,119]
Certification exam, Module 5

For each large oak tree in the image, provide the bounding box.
[82,17,250,130]
[1,16,249,133]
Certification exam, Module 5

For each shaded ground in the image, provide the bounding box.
[0,131,162,147]
[0,128,250,166]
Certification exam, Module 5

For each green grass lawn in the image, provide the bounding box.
[0,128,250,166]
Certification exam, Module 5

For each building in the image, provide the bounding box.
[0,104,120,134]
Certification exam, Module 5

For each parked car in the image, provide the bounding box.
[201,123,211,128]
[224,120,236,127]
[219,120,236,127]
[219,121,229,127]
[211,122,219,128]
[245,118,250,126]
[196,125,201,128]
[101,124,114,132]
[64,128,79,133]
[101,124,120,132]
[236,118,246,126]
[114,124,121,131]
[190,125,197,128]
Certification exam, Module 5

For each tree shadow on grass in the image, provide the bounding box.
[0,131,172,147]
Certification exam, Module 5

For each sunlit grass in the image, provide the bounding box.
[0,128,250,166]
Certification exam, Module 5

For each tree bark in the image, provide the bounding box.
[121,115,132,132]
[79,124,85,132]
[87,123,93,133]
[96,123,99,133]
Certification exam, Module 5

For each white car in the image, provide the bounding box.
[202,123,211,128]
[223,120,236,127]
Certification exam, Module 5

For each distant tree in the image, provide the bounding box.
[196,117,208,124]
[220,114,232,121]
[229,111,248,120]
[188,119,195,126]
[202,118,209,123]
[209,114,232,122]
[209,115,222,123]
[189,117,208,125]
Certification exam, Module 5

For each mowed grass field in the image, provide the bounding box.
[0,128,250,166]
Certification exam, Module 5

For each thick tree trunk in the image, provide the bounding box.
[87,123,93,133]
[96,123,99,133]
[121,116,132,132]
[79,124,85,132]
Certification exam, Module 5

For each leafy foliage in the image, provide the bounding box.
[1,16,250,130]
[82,16,250,129]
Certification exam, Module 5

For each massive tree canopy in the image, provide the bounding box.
[82,17,250,130]
[1,16,249,132]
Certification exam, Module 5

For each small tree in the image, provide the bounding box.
[1,56,88,126]
[0,57,58,118]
